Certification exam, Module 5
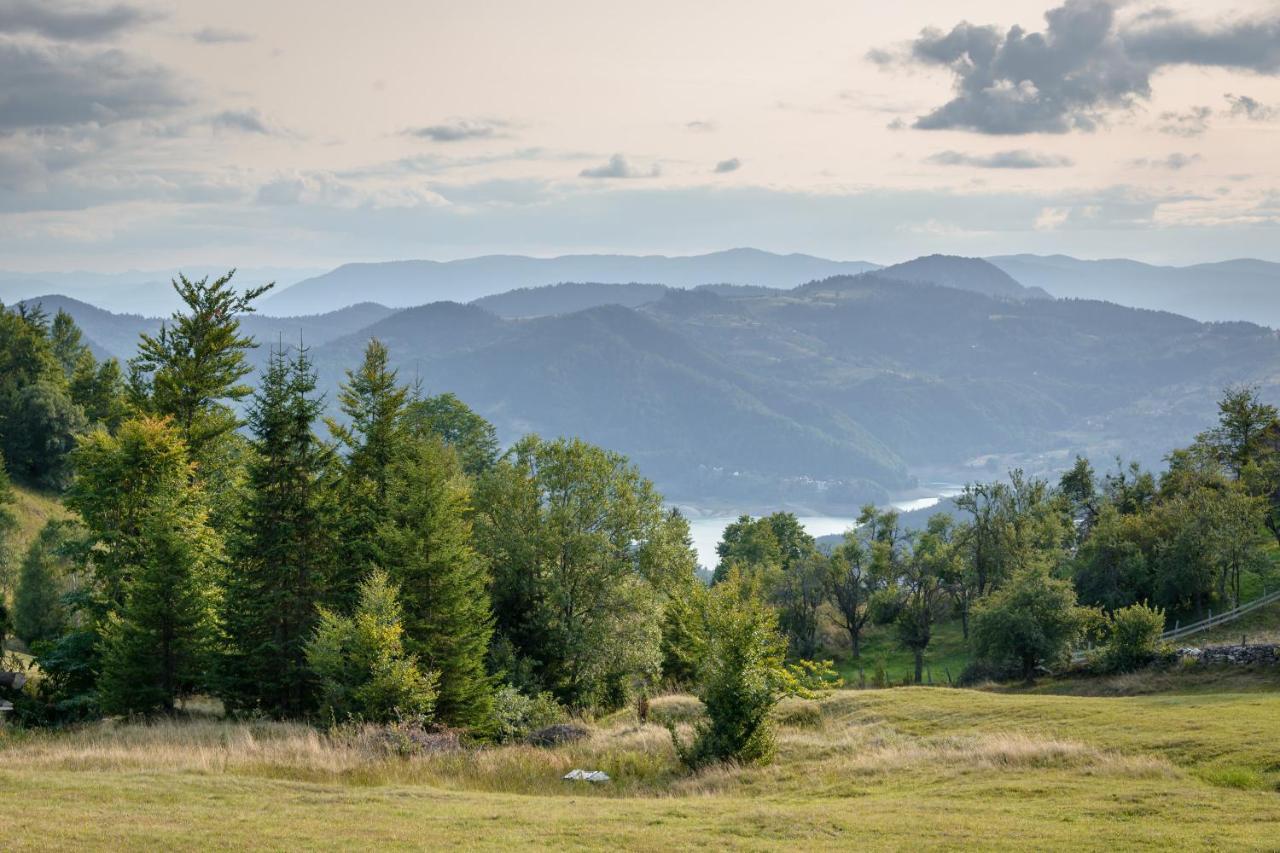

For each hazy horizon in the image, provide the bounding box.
[3,0,1279,271]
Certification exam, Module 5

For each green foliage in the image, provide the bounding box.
[783,658,843,697]
[826,505,893,657]
[377,434,493,729]
[68,417,222,715]
[973,564,1099,682]
[128,270,271,457]
[70,356,127,431]
[306,569,438,724]
[476,435,690,711]
[660,570,708,688]
[3,380,88,489]
[889,514,959,683]
[0,304,96,489]
[1099,602,1166,674]
[13,520,77,647]
[671,568,790,769]
[327,338,408,609]
[221,346,337,718]
[404,392,499,476]
[488,685,567,743]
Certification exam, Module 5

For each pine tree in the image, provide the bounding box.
[222,345,337,717]
[327,339,407,608]
[378,435,493,728]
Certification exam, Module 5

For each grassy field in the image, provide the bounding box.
[2,679,1279,850]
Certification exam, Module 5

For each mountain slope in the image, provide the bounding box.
[875,255,1049,300]
[472,282,670,318]
[987,255,1280,327]
[261,248,879,314]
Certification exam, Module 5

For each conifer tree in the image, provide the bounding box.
[378,435,493,728]
[68,417,221,715]
[222,345,337,717]
[128,270,272,457]
[327,338,407,608]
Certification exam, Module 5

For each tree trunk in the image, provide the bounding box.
[913,650,923,684]
[848,626,860,659]
[960,603,969,641]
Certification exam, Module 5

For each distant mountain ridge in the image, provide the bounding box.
[987,254,1280,328]
[260,249,880,315]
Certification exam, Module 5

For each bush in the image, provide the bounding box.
[669,568,790,769]
[1098,602,1166,674]
[306,570,438,724]
[489,685,568,743]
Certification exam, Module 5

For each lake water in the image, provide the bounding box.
[682,483,965,569]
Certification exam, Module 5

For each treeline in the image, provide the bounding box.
[1,270,1275,750]
[1,272,741,739]
[711,386,1280,682]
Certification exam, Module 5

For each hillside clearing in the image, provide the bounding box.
[2,685,1278,850]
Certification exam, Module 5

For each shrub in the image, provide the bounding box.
[306,570,438,724]
[1098,602,1166,674]
[489,685,568,743]
[669,568,790,769]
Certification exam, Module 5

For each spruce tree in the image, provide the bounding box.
[222,345,336,717]
[128,270,272,457]
[67,417,221,715]
[327,338,407,608]
[378,435,494,728]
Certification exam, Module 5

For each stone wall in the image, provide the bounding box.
[1178,644,1280,666]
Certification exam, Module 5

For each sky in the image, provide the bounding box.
[2,0,1280,271]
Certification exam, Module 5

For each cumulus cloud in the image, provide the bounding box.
[579,154,660,179]
[1157,106,1211,137]
[0,0,152,41]
[405,118,510,142]
[713,157,741,173]
[1225,93,1278,121]
[1131,152,1201,170]
[191,26,253,44]
[884,0,1280,135]
[926,149,1074,169]
[0,41,184,131]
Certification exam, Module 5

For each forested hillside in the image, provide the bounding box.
[27,268,1280,510]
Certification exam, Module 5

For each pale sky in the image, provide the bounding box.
[3,0,1280,270]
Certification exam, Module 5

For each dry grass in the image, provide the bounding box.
[3,685,1280,849]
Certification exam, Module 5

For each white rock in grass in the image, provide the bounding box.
[563,769,610,782]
